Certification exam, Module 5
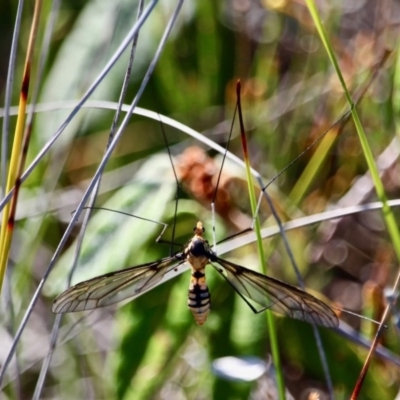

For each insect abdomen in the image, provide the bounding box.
[188,269,210,325]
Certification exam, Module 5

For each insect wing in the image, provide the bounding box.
[52,256,184,313]
[213,258,338,328]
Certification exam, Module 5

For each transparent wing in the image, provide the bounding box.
[52,255,185,313]
[212,257,338,328]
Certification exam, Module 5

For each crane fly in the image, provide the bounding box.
[52,221,339,328]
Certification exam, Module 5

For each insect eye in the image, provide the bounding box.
[202,227,205,232]
[193,226,197,232]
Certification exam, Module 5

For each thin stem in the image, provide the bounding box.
[236,80,285,400]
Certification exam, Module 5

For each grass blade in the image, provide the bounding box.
[236,80,285,400]
[0,0,43,296]
[305,0,400,396]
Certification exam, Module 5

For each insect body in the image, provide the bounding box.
[185,222,213,324]
[52,222,338,328]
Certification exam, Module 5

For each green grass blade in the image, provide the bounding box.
[305,0,400,395]
[235,80,285,400]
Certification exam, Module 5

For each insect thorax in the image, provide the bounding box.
[186,237,214,270]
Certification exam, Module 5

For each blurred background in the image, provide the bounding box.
[1,0,400,399]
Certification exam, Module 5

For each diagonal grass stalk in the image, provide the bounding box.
[0,0,159,215]
[32,2,146,398]
[0,0,171,384]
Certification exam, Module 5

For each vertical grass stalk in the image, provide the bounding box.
[0,0,43,296]
[305,1,400,396]
[236,80,285,400]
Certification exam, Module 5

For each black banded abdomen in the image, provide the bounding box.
[188,269,210,325]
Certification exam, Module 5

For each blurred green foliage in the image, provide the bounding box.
[1,0,400,399]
